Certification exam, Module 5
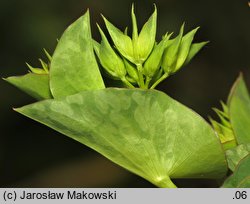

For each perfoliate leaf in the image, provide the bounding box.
[227,74,250,144]
[50,10,105,98]
[183,41,208,66]
[226,143,250,172]
[97,25,126,78]
[102,15,134,63]
[4,73,52,100]
[162,23,184,74]
[16,89,227,187]
[222,154,250,187]
[135,4,157,62]
[175,27,199,71]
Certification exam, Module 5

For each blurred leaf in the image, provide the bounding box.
[222,154,250,187]
[4,73,52,100]
[16,89,227,187]
[227,74,250,144]
[50,10,105,98]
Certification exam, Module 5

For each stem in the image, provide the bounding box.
[121,77,135,88]
[156,177,177,188]
[145,76,152,89]
[136,63,145,88]
[150,72,169,89]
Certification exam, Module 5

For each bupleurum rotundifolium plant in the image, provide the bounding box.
[5,5,230,188]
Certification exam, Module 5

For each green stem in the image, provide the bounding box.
[136,63,145,88]
[150,72,169,89]
[121,77,135,88]
[156,177,177,188]
[145,76,152,89]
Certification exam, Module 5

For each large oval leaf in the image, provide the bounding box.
[227,74,250,144]
[15,89,227,187]
[50,10,105,98]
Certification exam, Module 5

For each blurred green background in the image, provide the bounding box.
[0,0,249,187]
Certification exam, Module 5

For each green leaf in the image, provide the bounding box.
[50,10,105,98]
[16,89,227,187]
[222,154,250,187]
[227,74,250,144]
[135,4,157,62]
[97,24,126,79]
[183,41,209,66]
[175,27,199,71]
[4,73,52,100]
[226,143,250,172]
[102,16,134,63]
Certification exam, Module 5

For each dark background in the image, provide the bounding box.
[0,0,249,187]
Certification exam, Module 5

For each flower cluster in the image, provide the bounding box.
[94,4,208,89]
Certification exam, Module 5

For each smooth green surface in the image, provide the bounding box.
[96,25,126,79]
[227,74,250,144]
[226,143,250,172]
[16,89,227,187]
[175,27,199,71]
[5,73,52,100]
[50,11,105,98]
[133,5,157,62]
[103,16,134,63]
[222,154,250,188]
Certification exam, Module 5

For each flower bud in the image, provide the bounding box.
[123,58,139,83]
[144,33,172,78]
[183,41,209,66]
[175,27,199,71]
[132,4,157,63]
[161,23,184,74]
[102,16,134,64]
[96,24,126,79]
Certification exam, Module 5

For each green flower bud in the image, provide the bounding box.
[102,15,134,63]
[144,33,172,78]
[183,41,209,66]
[123,58,139,83]
[175,27,199,71]
[161,23,184,74]
[96,24,126,79]
[131,4,157,63]
[26,63,48,74]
